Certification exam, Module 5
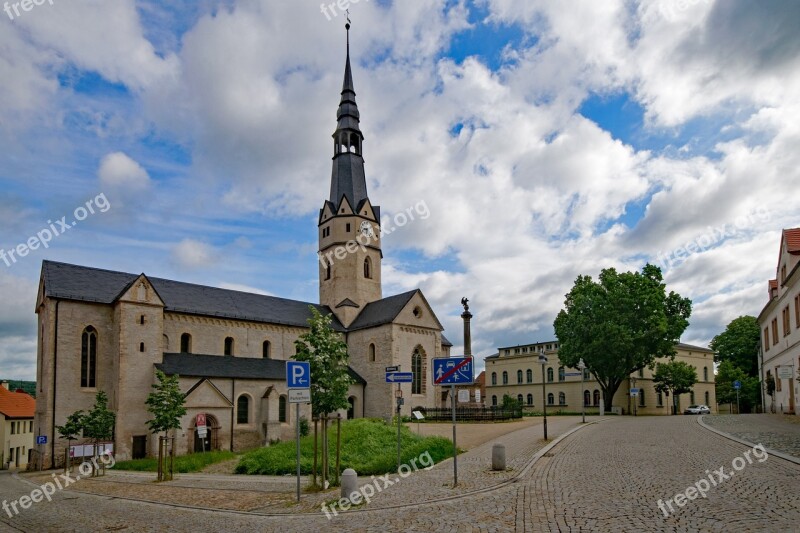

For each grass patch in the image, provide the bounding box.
[113,450,237,473]
[236,418,453,476]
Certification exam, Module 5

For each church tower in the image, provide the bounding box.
[319,22,382,327]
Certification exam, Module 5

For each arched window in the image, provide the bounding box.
[412,348,424,395]
[527,393,533,405]
[526,369,533,383]
[558,392,566,405]
[369,343,376,362]
[547,393,554,405]
[139,342,145,353]
[584,390,591,407]
[593,390,600,406]
[237,395,250,424]
[326,264,331,280]
[704,391,709,406]
[502,371,508,385]
[703,367,708,381]
[491,395,498,406]
[279,395,288,423]
[657,392,663,406]
[583,368,590,380]
[517,370,523,384]
[180,333,192,354]
[364,257,372,279]
[517,394,524,405]
[547,367,554,383]
[263,340,271,359]
[224,337,234,356]
[491,372,497,385]
[163,334,169,351]
[81,326,97,388]
[639,390,645,407]
[558,366,565,382]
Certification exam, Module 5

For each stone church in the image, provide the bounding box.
[33,29,451,466]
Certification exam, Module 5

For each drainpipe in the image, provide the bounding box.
[230,379,235,452]
[51,300,60,468]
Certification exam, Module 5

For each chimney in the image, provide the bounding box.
[0,381,9,390]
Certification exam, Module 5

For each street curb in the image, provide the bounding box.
[12,419,605,519]
[696,416,800,466]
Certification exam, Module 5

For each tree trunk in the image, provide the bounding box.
[602,379,622,413]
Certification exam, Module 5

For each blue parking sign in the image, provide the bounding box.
[286,361,311,389]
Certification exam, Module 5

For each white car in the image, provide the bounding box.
[684,404,711,414]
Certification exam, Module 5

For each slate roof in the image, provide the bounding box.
[41,261,344,331]
[0,387,35,419]
[347,289,418,331]
[441,334,453,347]
[675,342,714,353]
[157,353,366,384]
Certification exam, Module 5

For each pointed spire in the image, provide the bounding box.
[329,18,367,210]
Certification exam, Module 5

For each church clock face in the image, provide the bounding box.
[359,221,374,238]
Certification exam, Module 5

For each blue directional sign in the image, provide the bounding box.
[733,380,742,390]
[36,435,47,445]
[433,357,474,385]
[286,361,311,389]
[386,372,413,383]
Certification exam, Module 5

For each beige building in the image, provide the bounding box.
[484,341,716,415]
[0,381,35,469]
[758,228,800,415]
[33,36,451,468]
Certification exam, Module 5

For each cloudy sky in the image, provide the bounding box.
[1,0,798,380]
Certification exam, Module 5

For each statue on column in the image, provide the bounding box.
[461,297,469,312]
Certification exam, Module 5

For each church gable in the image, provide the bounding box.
[393,291,443,331]
[115,274,164,307]
[183,378,233,409]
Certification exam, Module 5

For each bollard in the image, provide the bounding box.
[492,443,506,471]
[341,468,358,500]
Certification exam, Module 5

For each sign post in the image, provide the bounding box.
[286,361,311,502]
[577,359,586,424]
[433,356,474,487]
[733,380,741,414]
[386,369,411,472]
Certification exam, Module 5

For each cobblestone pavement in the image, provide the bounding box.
[1,416,798,532]
[700,414,800,459]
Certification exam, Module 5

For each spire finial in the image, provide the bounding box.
[345,10,351,54]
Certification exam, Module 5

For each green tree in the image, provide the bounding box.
[553,264,692,411]
[715,361,760,413]
[294,306,352,417]
[83,391,116,450]
[145,370,187,436]
[56,410,85,468]
[710,316,760,376]
[501,394,522,411]
[653,361,698,415]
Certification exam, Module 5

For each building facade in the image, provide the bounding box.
[0,381,35,469]
[758,228,800,415]
[484,341,716,415]
[33,30,451,468]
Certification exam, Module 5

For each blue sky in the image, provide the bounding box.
[1,0,799,379]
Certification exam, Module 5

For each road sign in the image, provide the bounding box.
[386,372,413,383]
[564,372,582,377]
[286,361,311,388]
[196,413,206,428]
[385,365,400,372]
[433,357,474,385]
[36,435,47,445]
[630,388,639,397]
[196,427,207,438]
[288,389,311,403]
[733,380,742,390]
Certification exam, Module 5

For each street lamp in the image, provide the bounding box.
[577,359,586,424]
[539,354,548,440]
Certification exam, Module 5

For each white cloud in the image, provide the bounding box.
[171,239,219,270]
[97,152,151,190]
